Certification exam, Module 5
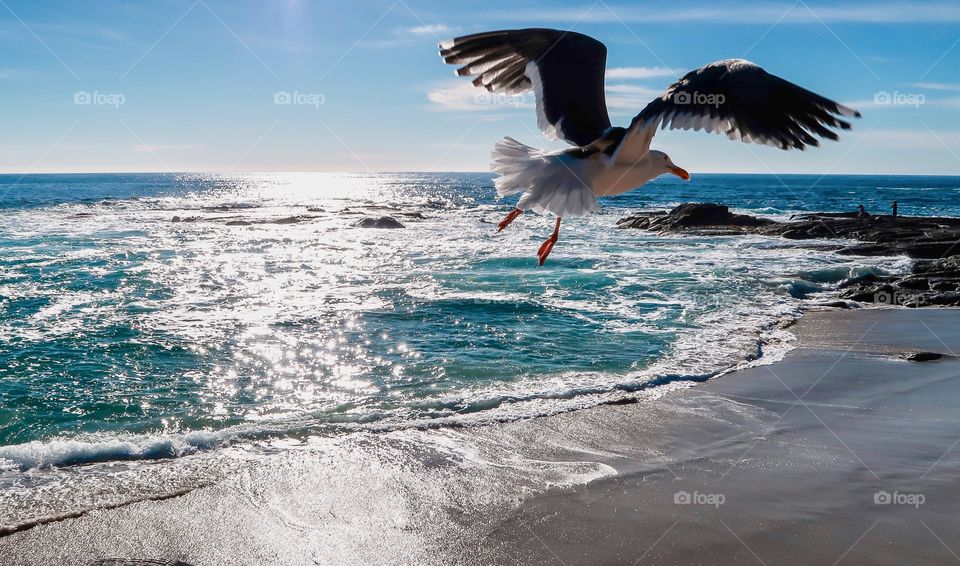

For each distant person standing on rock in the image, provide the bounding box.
[892,201,898,217]
[857,204,867,217]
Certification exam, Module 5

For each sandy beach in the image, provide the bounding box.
[2,307,958,565]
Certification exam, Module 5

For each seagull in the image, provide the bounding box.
[438,28,861,265]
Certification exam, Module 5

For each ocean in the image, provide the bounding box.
[1,172,958,527]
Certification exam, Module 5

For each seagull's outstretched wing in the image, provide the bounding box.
[613,59,861,164]
[439,28,611,147]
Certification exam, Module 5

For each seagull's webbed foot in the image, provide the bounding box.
[497,208,523,232]
[537,217,561,266]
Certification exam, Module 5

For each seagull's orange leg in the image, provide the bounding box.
[497,208,523,232]
[537,217,561,266]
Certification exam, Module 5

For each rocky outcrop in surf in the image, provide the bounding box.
[838,255,960,307]
[619,203,960,307]
[353,216,405,229]
[619,203,960,259]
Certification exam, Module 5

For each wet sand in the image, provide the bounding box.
[2,308,959,565]
[480,308,960,565]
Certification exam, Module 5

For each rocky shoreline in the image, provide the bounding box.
[618,203,960,307]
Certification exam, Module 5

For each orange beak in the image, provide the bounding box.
[668,165,690,181]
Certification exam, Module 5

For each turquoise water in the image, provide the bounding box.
[0,172,957,474]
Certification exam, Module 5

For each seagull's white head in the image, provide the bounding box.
[648,150,690,181]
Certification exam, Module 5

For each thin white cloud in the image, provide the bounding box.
[494,1,960,24]
[406,24,456,36]
[427,81,534,112]
[846,93,960,110]
[923,96,960,109]
[606,67,682,80]
[362,24,462,48]
[909,82,960,92]
[605,84,662,110]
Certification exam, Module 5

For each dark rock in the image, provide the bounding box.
[839,273,881,289]
[805,223,835,238]
[202,204,260,212]
[621,203,960,258]
[618,203,773,233]
[817,300,856,309]
[272,216,304,224]
[838,241,960,259]
[780,228,808,240]
[620,202,960,308]
[915,255,960,274]
[837,267,960,307]
[929,280,959,292]
[353,216,405,229]
[306,207,326,213]
[897,276,930,290]
[226,220,252,226]
[924,292,960,306]
[663,203,728,227]
[900,352,945,362]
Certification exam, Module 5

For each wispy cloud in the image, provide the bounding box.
[427,81,533,112]
[845,94,960,110]
[605,66,682,80]
[909,82,960,92]
[493,1,960,24]
[605,84,662,111]
[934,97,960,109]
[10,21,136,51]
[362,23,461,48]
[405,24,458,36]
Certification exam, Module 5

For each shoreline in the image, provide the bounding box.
[0,300,799,538]
[3,307,959,564]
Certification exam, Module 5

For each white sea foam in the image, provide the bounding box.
[0,431,227,472]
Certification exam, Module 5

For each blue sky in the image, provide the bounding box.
[2,0,960,174]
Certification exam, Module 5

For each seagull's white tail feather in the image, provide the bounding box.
[491,137,541,197]
[490,137,598,217]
